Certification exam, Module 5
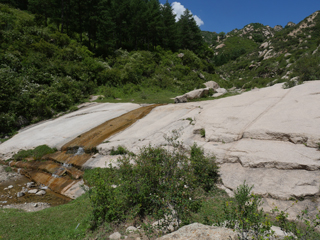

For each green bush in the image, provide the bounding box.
[218,181,273,239]
[85,134,219,231]
[292,52,320,82]
[190,143,219,192]
[273,207,320,239]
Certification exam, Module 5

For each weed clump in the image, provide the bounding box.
[110,146,128,155]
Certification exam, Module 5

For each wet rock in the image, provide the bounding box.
[5,185,13,190]
[17,192,25,198]
[28,189,38,194]
[109,232,122,239]
[26,182,35,188]
[36,190,46,196]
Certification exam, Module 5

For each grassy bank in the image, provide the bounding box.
[0,194,91,240]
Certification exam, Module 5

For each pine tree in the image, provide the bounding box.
[177,9,204,52]
[145,0,162,49]
[160,0,177,51]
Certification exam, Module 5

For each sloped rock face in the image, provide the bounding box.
[1,81,320,218]
[0,103,140,159]
[98,81,320,217]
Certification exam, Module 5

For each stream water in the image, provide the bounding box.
[0,104,159,207]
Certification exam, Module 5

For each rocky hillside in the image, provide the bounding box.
[202,10,320,89]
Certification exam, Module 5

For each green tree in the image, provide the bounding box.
[145,0,162,49]
[177,9,204,52]
[160,0,177,51]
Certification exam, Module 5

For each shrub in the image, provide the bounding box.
[218,181,273,239]
[190,143,219,192]
[273,206,320,239]
[85,133,219,231]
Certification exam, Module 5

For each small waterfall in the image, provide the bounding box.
[63,163,72,167]
[74,147,85,156]
[52,174,60,178]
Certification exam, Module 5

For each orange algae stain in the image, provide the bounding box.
[45,151,92,168]
[61,104,160,152]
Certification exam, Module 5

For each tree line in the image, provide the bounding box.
[1,0,204,55]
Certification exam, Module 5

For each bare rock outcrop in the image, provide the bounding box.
[1,81,320,219]
[274,25,283,31]
[99,81,320,217]
[156,223,238,240]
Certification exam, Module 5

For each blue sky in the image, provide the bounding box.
[159,0,320,33]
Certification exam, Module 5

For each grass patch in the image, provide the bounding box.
[95,87,180,104]
[4,166,12,172]
[13,145,57,160]
[110,146,128,155]
[0,194,91,240]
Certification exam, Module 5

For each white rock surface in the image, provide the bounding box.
[156,223,237,240]
[35,190,46,196]
[96,81,320,214]
[1,81,320,217]
[109,232,122,239]
[0,103,140,159]
[204,81,220,90]
[28,189,38,194]
[126,226,138,233]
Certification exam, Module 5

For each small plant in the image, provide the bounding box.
[4,166,12,172]
[217,181,273,239]
[273,205,320,239]
[200,128,206,138]
[186,117,194,124]
[110,146,128,155]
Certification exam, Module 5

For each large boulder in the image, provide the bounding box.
[204,81,220,90]
[174,88,210,103]
[185,88,209,99]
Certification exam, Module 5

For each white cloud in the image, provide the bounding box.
[193,15,204,27]
[171,2,204,27]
